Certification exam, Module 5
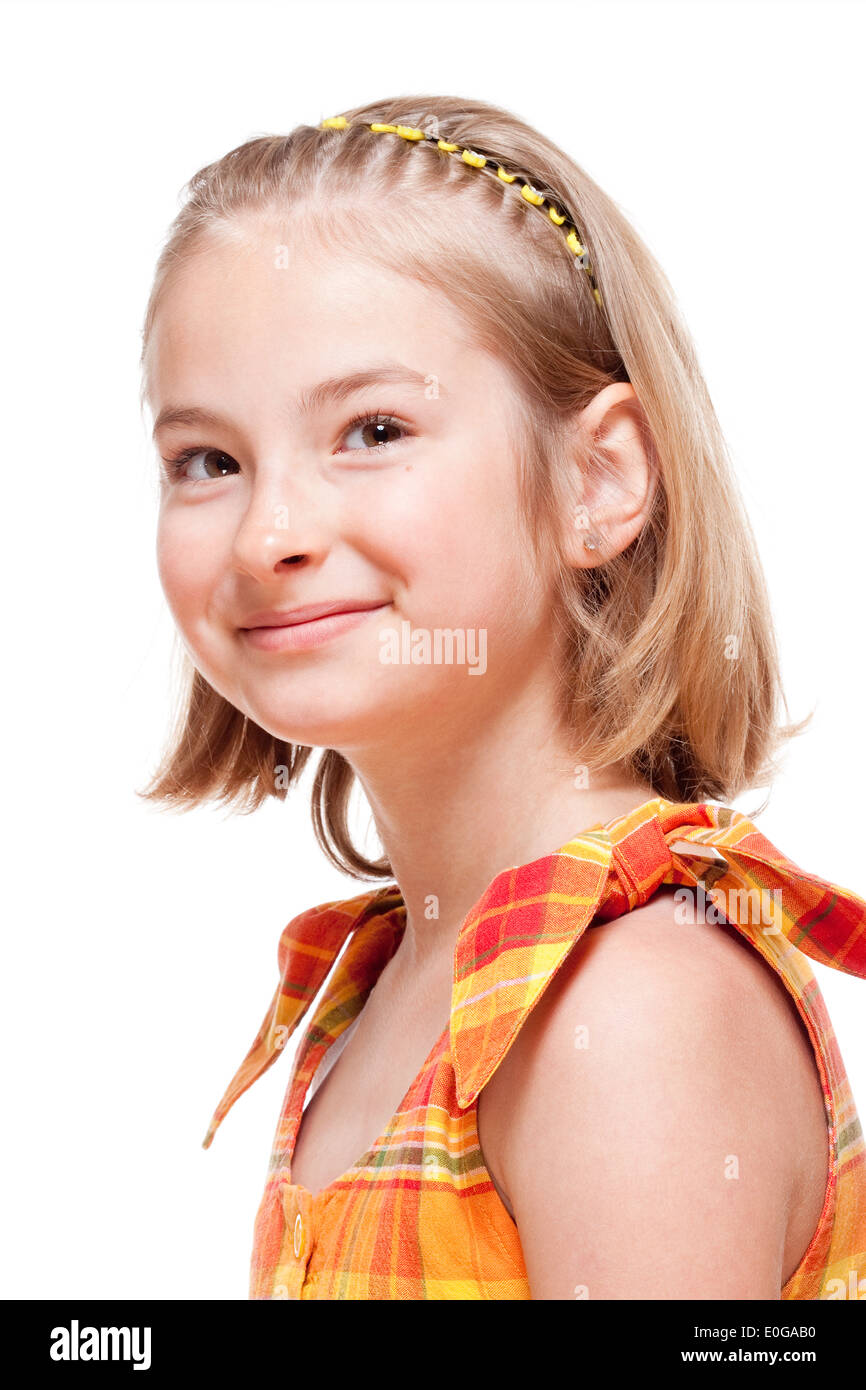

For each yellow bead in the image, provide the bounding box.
[396,125,425,140]
[321,116,348,129]
[369,123,398,134]
[547,205,566,225]
[520,184,545,206]
[566,230,585,256]
[496,166,516,183]
[461,149,487,168]
[437,140,459,152]
[593,288,603,306]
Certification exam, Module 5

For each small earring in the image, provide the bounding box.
[574,505,600,552]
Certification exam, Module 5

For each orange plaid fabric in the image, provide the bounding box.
[204,797,866,1299]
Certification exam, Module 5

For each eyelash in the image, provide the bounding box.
[160,410,410,482]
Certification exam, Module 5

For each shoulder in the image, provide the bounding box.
[478,886,817,1299]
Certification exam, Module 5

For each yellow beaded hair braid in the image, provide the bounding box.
[320,115,604,313]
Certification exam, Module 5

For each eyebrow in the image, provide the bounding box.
[151,363,440,439]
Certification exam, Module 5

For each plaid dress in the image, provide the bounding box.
[204,797,866,1300]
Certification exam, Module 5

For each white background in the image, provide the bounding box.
[1,0,863,1298]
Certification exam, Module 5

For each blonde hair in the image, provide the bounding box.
[137,92,809,878]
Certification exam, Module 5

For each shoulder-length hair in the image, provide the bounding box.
[137,92,808,878]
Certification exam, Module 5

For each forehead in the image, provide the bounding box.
[144,224,501,412]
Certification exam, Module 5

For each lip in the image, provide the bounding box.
[239,600,392,653]
[240,600,390,629]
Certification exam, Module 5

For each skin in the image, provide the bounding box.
[479,889,829,1299]
[145,218,827,1297]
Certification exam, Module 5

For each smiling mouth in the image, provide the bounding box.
[239,602,392,652]
[240,599,392,629]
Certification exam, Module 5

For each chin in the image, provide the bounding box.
[244,699,395,751]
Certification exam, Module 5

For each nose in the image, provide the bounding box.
[230,467,333,578]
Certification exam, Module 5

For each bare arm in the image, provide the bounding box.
[479,894,810,1300]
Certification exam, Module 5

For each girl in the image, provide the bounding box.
[139,94,866,1300]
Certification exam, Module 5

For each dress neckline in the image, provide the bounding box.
[288,1004,453,1205]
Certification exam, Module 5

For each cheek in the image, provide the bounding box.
[365,486,539,635]
[357,450,519,570]
[156,510,222,628]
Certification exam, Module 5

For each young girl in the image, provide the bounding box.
[139,94,866,1300]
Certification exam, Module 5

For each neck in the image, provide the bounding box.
[344,681,657,981]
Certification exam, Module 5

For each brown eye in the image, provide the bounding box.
[164,448,240,482]
[198,450,237,478]
[342,413,407,453]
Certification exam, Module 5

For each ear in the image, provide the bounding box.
[561,383,657,568]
